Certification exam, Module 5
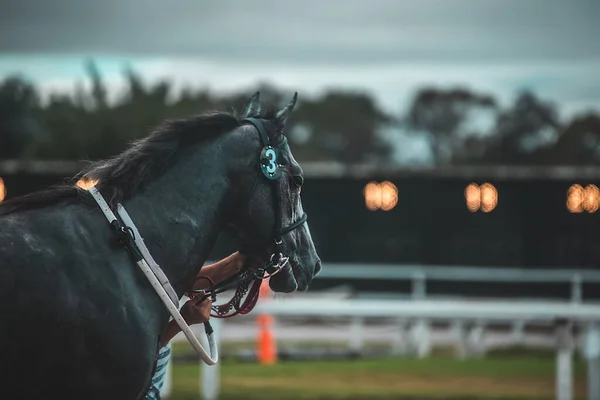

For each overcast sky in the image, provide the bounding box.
[0,0,598,121]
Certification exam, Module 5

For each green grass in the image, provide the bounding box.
[165,341,588,400]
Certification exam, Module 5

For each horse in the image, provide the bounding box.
[0,92,321,399]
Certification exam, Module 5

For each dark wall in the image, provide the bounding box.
[3,171,600,270]
[215,176,600,269]
[1,173,69,202]
[294,176,600,299]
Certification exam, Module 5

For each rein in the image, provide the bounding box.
[187,254,288,318]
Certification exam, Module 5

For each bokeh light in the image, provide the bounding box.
[363,181,381,211]
[480,183,498,213]
[0,177,5,203]
[584,184,600,213]
[379,181,399,211]
[464,183,480,212]
[568,184,600,213]
[363,181,398,211]
[465,182,497,212]
[566,184,584,213]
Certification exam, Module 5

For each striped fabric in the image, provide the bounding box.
[145,342,172,400]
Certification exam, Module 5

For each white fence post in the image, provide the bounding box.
[571,274,582,304]
[555,319,573,400]
[411,273,429,358]
[201,319,222,400]
[584,322,600,400]
[468,321,486,357]
[511,320,526,344]
[391,319,408,355]
[411,272,426,300]
[349,317,364,353]
[410,319,431,358]
[452,320,468,359]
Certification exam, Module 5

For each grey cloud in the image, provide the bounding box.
[1,0,598,64]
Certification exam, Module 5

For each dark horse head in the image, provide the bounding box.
[0,92,321,399]
[226,92,321,292]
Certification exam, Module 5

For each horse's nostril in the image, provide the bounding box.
[314,260,322,276]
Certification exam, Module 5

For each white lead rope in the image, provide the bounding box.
[116,204,179,307]
[87,186,219,365]
[134,255,219,365]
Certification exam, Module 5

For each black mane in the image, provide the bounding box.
[0,110,247,216]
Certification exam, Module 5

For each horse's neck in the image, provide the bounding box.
[118,149,232,296]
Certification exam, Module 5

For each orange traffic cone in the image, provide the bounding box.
[257,279,277,365]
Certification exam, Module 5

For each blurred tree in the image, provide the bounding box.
[36,93,90,159]
[226,82,285,113]
[290,91,393,163]
[86,60,108,111]
[479,91,562,165]
[35,61,117,160]
[544,113,600,165]
[105,67,169,155]
[3,60,599,168]
[169,88,215,118]
[0,76,45,159]
[406,87,498,164]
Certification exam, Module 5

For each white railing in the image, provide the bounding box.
[167,298,600,400]
[159,262,600,400]
[314,263,600,302]
[202,262,600,302]
[255,298,600,320]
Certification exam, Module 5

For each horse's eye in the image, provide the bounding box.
[292,175,304,187]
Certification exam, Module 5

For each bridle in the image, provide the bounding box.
[188,117,308,318]
[85,113,307,365]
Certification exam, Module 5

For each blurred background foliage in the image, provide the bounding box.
[2,60,599,166]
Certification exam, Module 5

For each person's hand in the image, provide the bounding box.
[180,296,212,326]
[237,251,263,271]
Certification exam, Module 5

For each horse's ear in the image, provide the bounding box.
[275,92,298,129]
[242,91,262,118]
